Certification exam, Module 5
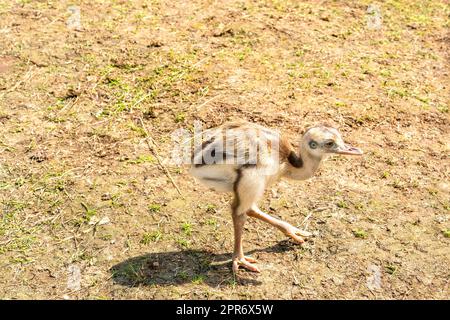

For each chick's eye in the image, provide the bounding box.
[309,141,318,149]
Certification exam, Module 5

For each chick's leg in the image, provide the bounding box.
[247,207,311,244]
[231,212,259,273]
[230,169,265,273]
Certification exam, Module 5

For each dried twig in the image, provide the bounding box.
[195,94,221,111]
[299,206,331,228]
[58,95,79,114]
[131,92,153,110]
[0,66,35,100]
[138,117,183,196]
[299,211,313,227]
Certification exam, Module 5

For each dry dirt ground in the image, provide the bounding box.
[0,0,449,299]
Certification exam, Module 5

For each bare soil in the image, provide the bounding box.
[0,0,449,299]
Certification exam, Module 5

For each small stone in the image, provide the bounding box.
[101,193,112,201]
[88,216,99,225]
[436,182,449,193]
[434,215,448,223]
[30,151,48,163]
[332,275,344,285]
[98,216,110,225]
[147,40,163,48]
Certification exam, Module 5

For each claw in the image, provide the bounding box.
[243,256,257,263]
[232,256,260,273]
[294,227,312,238]
[287,234,304,243]
[282,224,311,244]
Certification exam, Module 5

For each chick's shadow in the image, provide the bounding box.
[110,242,296,287]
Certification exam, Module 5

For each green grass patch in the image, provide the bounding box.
[353,229,368,239]
[148,204,161,213]
[127,155,156,164]
[181,222,192,236]
[81,202,97,223]
[140,231,162,244]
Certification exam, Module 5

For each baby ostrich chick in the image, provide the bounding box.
[190,121,362,273]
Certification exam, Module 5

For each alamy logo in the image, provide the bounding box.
[67,6,82,31]
[170,121,280,175]
[366,4,382,30]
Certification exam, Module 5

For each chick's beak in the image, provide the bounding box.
[335,143,363,156]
